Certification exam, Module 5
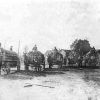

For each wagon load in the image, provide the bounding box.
[48,51,62,62]
[24,45,45,71]
[27,51,44,64]
[46,47,63,69]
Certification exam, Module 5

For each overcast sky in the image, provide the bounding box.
[0,0,100,54]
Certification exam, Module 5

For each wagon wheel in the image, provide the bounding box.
[2,62,11,74]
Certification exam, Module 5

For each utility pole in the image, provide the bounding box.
[18,40,20,56]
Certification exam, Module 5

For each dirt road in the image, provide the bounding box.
[0,69,100,100]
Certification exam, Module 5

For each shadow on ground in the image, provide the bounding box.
[1,68,65,80]
[1,66,100,85]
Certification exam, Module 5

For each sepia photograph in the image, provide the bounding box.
[0,0,100,100]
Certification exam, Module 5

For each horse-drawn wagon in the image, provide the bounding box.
[24,45,45,71]
[82,48,99,68]
[46,47,63,69]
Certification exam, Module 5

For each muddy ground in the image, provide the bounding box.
[0,66,100,100]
